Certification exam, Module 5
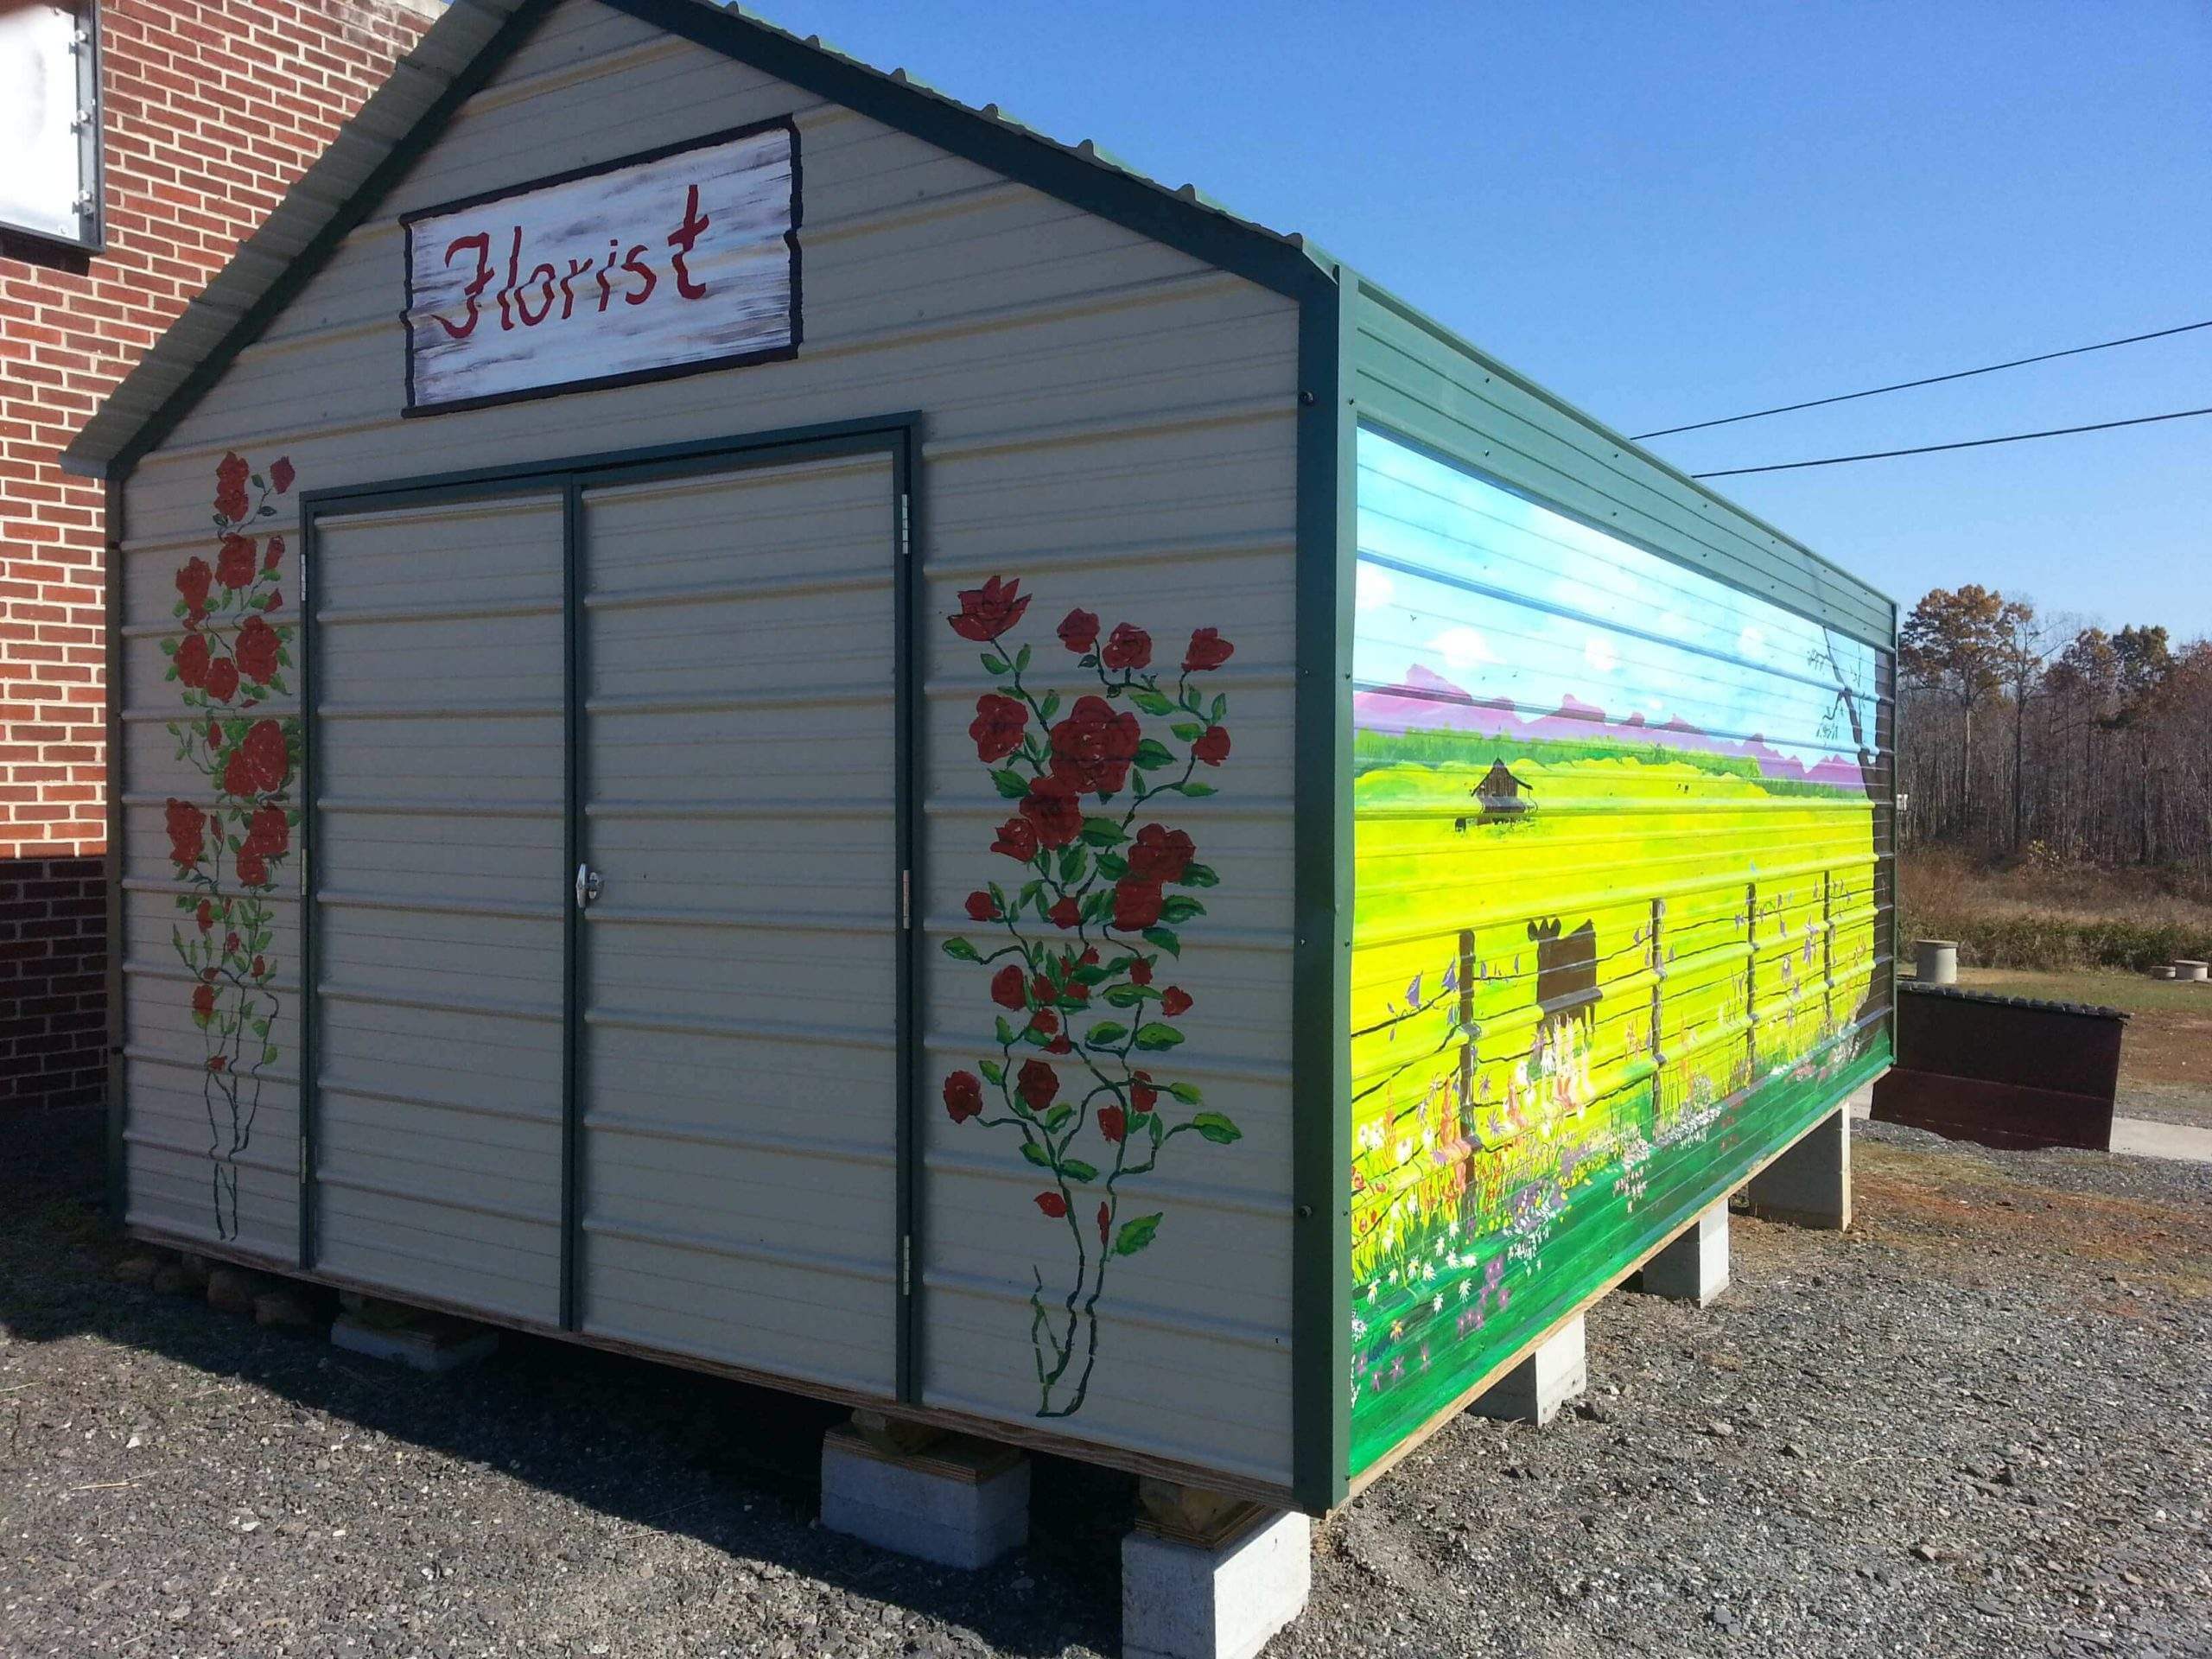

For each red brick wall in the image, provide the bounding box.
[2,0,437,1109]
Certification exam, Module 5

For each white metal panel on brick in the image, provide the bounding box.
[308,493,567,1323]
[576,452,899,1395]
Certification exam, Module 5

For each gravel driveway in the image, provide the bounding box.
[3,1110,2206,1658]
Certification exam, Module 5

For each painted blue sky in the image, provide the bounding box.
[785,1,2210,638]
[1354,429,1876,775]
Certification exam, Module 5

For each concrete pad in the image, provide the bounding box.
[1634,1202,1729,1306]
[2109,1116,2212,1164]
[1122,1509,1311,1659]
[820,1426,1028,1570]
[1469,1313,1586,1425]
[1746,1106,1851,1230]
[330,1312,497,1372]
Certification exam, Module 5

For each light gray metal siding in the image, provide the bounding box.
[577,454,900,1395]
[308,494,568,1322]
[114,0,1303,1489]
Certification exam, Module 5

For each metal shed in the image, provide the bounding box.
[65,0,1896,1521]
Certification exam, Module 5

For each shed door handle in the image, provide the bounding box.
[575,863,602,910]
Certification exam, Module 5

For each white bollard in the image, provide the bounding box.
[1913,939,1958,985]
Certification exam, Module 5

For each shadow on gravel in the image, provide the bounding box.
[0,1109,1125,1656]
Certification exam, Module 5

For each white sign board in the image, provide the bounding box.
[0,1,103,250]
[402,120,800,415]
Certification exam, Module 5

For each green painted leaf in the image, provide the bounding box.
[995,1015,1016,1046]
[981,654,1008,674]
[1113,1213,1163,1256]
[1039,691,1061,721]
[1191,1112,1243,1144]
[1148,1112,1166,1146]
[1178,782,1217,798]
[942,938,982,962]
[1178,863,1220,887]
[1210,693,1228,722]
[1169,721,1204,741]
[1080,816,1126,848]
[1142,926,1181,957]
[262,1046,279,1066]
[1059,1160,1098,1184]
[1168,1081,1205,1105]
[1133,738,1175,770]
[991,768,1032,799]
[1084,1021,1129,1046]
[1133,1022,1184,1052]
[1021,1141,1053,1169]
[1160,895,1206,924]
[1044,1103,1075,1131]
[1014,642,1033,673]
[1094,851,1129,880]
[1103,982,1154,1007]
[1057,844,1088,884]
[980,1059,1005,1084]
[1127,688,1175,715]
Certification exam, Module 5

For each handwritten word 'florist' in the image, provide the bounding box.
[427,184,715,340]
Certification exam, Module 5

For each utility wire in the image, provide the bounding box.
[1632,318,2212,440]
[1688,405,2212,479]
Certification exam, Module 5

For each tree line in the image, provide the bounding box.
[1897,584,2212,868]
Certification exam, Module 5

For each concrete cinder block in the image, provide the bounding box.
[1745,1105,1852,1230]
[330,1312,497,1372]
[1634,1201,1730,1306]
[1470,1313,1586,1425]
[1122,1509,1312,1659]
[819,1427,1028,1570]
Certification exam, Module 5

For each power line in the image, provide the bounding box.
[1632,318,2212,440]
[1688,405,2212,479]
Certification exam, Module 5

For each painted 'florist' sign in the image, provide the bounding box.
[401,119,800,415]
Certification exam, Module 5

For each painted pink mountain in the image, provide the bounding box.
[1357,664,1866,789]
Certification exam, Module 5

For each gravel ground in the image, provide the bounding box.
[3,1111,2207,1659]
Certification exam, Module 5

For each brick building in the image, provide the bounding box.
[2,0,437,1111]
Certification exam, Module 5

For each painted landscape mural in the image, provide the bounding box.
[1348,428,1893,1478]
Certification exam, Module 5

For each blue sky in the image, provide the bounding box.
[786,1,2210,639]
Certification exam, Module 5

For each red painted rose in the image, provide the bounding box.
[1100,622,1152,671]
[251,956,266,979]
[1046,1033,1073,1055]
[991,816,1040,863]
[216,534,257,590]
[203,657,240,704]
[1130,960,1153,987]
[234,615,281,684]
[1028,1008,1058,1038]
[1047,895,1080,930]
[1127,823,1195,885]
[1192,725,1231,766]
[235,848,268,887]
[1097,1105,1127,1144]
[264,535,285,572]
[174,632,212,689]
[243,804,289,858]
[192,983,216,1020]
[1047,695,1141,794]
[990,964,1027,1009]
[1015,1058,1058,1111]
[207,1055,227,1074]
[943,1071,982,1123]
[269,456,295,494]
[205,720,220,750]
[1182,627,1235,672]
[948,575,1029,642]
[224,931,240,955]
[1034,1192,1069,1219]
[1057,608,1099,652]
[238,718,289,792]
[221,747,256,798]
[176,557,213,613]
[1097,1201,1111,1245]
[965,890,1000,923]
[968,693,1027,763]
[1161,987,1193,1018]
[1131,1071,1159,1113]
[195,899,213,932]
[1113,880,1165,931]
[214,453,250,523]
[165,798,207,871]
[1017,779,1084,849]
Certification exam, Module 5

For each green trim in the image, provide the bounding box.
[102,481,126,1230]
[96,0,563,482]
[1288,264,1354,1515]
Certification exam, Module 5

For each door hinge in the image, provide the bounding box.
[298,1138,308,1182]
[900,868,912,931]
[897,493,912,557]
[900,1233,912,1296]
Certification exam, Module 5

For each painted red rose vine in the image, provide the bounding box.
[940,576,1243,1418]
[162,452,300,1240]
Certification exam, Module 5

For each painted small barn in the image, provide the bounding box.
[66,0,1896,1554]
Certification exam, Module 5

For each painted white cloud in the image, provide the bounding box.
[1356,561,1395,613]
[1737,623,1768,663]
[1429,626,1492,670]
[1583,633,1619,674]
